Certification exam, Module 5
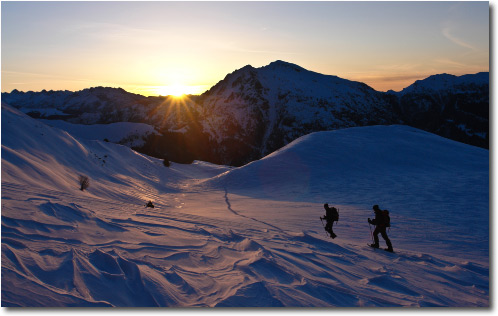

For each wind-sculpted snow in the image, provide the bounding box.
[1,104,488,306]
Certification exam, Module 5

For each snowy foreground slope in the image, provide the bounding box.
[1,104,488,307]
[39,119,159,148]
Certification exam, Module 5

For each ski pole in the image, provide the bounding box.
[368,222,373,243]
[320,217,329,237]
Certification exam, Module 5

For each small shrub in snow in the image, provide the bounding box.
[163,159,170,167]
[79,175,90,191]
[146,201,155,208]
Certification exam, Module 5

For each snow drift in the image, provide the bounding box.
[1,103,489,307]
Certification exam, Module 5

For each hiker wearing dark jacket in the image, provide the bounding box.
[322,203,339,239]
[368,205,393,252]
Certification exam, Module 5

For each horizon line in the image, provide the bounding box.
[1,67,489,97]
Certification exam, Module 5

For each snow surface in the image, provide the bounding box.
[39,119,159,148]
[19,107,69,117]
[1,103,488,307]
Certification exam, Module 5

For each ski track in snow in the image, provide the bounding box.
[2,181,488,307]
[1,104,489,307]
[223,187,285,233]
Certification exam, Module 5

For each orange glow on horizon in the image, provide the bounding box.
[155,84,203,97]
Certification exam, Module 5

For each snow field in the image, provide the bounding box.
[1,104,489,306]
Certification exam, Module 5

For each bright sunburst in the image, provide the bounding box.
[156,84,191,97]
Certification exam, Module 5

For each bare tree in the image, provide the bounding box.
[79,175,90,191]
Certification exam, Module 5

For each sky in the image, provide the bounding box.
[1,1,490,96]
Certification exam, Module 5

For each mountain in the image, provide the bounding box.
[1,62,489,165]
[3,87,148,123]
[2,87,200,131]
[196,60,399,165]
[1,103,488,306]
[394,72,489,148]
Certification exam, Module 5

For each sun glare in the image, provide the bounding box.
[157,84,191,97]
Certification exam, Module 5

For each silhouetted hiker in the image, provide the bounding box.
[146,201,155,208]
[321,203,339,239]
[368,204,393,252]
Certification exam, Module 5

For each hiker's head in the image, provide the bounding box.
[324,203,328,208]
[373,205,380,212]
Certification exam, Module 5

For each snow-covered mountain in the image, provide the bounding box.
[196,60,399,165]
[2,87,200,131]
[398,72,489,94]
[1,103,488,306]
[394,72,489,148]
[3,87,148,123]
[1,62,489,165]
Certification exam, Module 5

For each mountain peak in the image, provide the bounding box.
[400,72,489,94]
[264,60,306,72]
[82,86,128,94]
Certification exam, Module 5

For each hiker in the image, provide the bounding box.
[368,205,393,252]
[146,200,155,208]
[321,203,339,239]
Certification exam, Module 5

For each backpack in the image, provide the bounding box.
[325,206,339,222]
[383,210,390,227]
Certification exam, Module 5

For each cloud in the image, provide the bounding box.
[433,58,468,68]
[375,74,431,83]
[442,26,476,50]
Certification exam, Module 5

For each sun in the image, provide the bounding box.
[157,84,189,97]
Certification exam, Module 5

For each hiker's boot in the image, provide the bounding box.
[369,243,379,248]
[385,247,394,252]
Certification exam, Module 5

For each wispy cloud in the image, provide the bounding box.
[442,26,476,50]
[433,58,468,68]
[375,74,431,83]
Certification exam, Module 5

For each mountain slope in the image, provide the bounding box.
[1,104,488,306]
[395,72,489,148]
[197,60,399,165]
[202,124,488,259]
[39,119,160,148]
[1,87,200,132]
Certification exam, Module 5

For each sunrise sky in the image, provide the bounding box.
[1,1,489,96]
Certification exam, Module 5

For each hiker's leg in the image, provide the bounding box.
[372,227,380,247]
[381,229,393,250]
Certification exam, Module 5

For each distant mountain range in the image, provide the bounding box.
[1,61,488,165]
